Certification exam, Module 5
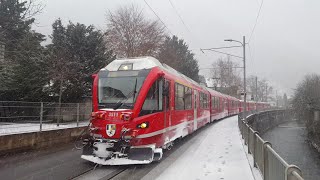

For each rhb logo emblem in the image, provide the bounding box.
[106,124,116,137]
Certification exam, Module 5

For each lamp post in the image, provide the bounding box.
[225,36,247,122]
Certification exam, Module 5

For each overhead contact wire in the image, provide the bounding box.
[248,0,264,43]
[143,0,174,35]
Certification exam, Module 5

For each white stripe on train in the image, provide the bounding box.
[135,116,210,139]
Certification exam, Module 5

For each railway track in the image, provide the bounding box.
[71,166,129,180]
[70,120,220,180]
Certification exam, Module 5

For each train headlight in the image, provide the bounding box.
[137,122,149,129]
[120,113,132,121]
[140,123,147,128]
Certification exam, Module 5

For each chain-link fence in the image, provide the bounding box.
[0,101,92,135]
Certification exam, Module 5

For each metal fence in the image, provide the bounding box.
[0,101,92,135]
[238,113,304,180]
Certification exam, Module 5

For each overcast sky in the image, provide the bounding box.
[33,0,320,96]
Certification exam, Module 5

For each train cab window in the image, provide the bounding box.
[140,79,163,116]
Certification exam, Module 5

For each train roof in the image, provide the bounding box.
[102,56,202,89]
[101,56,260,102]
[102,56,163,71]
[205,87,227,98]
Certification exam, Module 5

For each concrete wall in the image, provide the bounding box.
[0,127,87,156]
[245,109,293,134]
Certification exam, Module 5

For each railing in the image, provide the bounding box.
[238,113,304,180]
[0,101,91,135]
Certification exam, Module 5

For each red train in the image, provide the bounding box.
[81,57,270,165]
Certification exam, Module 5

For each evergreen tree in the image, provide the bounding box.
[0,0,46,101]
[47,19,114,103]
[157,35,200,82]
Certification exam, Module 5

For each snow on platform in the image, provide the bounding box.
[151,116,261,180]
[0,121,89,136]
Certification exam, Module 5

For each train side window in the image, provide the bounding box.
[206,94,208,108]
[140,79,163,116]
[205,94,207,108]
[204,94,206,108]
[175,83,184,110]
[213,96,217,109]
[202,93,208,108]
[211,96,215,110]
[199,92,203,108]
[184,87,192,109]
[223,100,226,110]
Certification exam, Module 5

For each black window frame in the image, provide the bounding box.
[139,78,163,116]
[175,83,193,110]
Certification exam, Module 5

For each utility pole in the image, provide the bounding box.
[255,76,258,102]
[223,36,247,122]
[275,90,278,107]
[201,37,247,120]
[265,84,268,102]
[243,36,247,122]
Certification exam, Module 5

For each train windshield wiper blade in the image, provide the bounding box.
[113,78,138,110]
[112,91,134,110]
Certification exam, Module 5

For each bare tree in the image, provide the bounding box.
[210,56,242,97]
[105,4,166,58]
[292,74,320,143]
[247,76,273,102]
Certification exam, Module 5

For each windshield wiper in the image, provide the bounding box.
[113,78,138,110]
[132,78,138,102]
[112,91,134,110]
[99,91,122,108]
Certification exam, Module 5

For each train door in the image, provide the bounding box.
[163,79,171,129]
[193,90,198,131]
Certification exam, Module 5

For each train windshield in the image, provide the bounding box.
[98,71,147,109]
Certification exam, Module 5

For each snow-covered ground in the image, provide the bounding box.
[145,115,262,180]
[0,121,89,136]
